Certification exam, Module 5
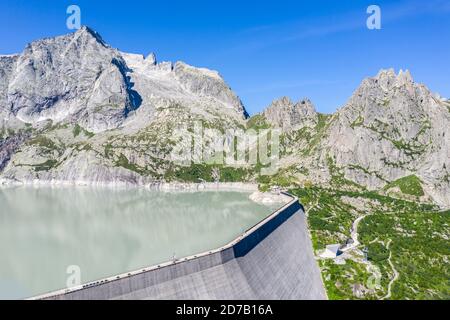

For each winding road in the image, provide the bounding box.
[341,213,369,252]
[344,214,400,299]
[382,239,399,300]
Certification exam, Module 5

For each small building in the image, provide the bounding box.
[320,244,343,259]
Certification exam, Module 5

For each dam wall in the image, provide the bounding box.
[37,194,326,300]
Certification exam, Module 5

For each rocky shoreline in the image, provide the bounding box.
[0,178,256,191]
[0,179,293,205]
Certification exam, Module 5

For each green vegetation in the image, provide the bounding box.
[0,125,35,139]
[384,175,424,197]
[364,122,427,158]
[72,124,82,137]
[320,259,381,300]
[260,113,333,158]
[292,187,358,249]
[3,97,446,301]
[326,155,364,190]
[103,142,115,159]
[33,160,59,172]
[71,142,93,152]
[306,114,332,153]
[246,114,271,131]
[381,157,409,169]
[26,134,67,158]
[72,124,95,138]
[219,167,250,182]
[391,139,426,156]
[350,115,364,129]
[366,242,390,263]
[347,164,387,182]
[16,158,60,172]
[41,121,69,132]
[416,120,431,138]
[114,153,154,176]
[166,164,214,182]
[27,136,58,150]
[257,167,298,191]
[165,164,252,183]
[359,209,449,299]
[290,185,448,300]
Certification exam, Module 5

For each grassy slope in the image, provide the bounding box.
[384,175,425,197]
[290,186,449,300]
[6,114,448,300]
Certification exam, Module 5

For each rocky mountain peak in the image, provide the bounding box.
[397,69,413,84]
[74,25,108,46]
[3,26,140,132]
[263,96,318,130]
[271,96,294,108]
[335,69,444,138]
[0,27,252,133]
[172,61,248,117]
[367,68,415,93]
[374,68,396,79]
[146,52,157,65]
[324,68,450,208]
[298,98,315,108]
[1,29,448,209]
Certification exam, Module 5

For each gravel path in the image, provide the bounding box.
[382,239,399,300]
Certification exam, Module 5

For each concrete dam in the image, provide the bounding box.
[37,194,327,300]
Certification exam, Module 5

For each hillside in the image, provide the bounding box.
[0,27,449,300]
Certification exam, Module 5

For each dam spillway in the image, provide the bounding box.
[38,193,326,300]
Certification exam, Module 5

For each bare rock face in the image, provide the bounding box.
[1,27,250,130]
[263,97,318,130]
[322,69,450,207]
[0,132,30,171]
[173,61,248,118]
[0,55,18,114]
[258,69,449,208]
[4,26,140,132]
[119,53,249,125]
[0,27,250,186]
[0,27,448,208]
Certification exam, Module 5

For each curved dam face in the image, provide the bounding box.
[41,197,327,300]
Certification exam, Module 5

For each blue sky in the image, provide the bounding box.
[0,0,449,115]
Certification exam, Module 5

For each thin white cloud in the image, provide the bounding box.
[213,0,450,59]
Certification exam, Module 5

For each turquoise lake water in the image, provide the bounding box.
[0,187,280,299]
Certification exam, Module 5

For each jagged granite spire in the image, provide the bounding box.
[263,96,318,130]
[323,69,450,207]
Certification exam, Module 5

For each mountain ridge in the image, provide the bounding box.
[0,27,448,208]
[254,68,449,208]
[1,27,449,300]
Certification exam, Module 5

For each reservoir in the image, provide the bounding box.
[0,186,281,299]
